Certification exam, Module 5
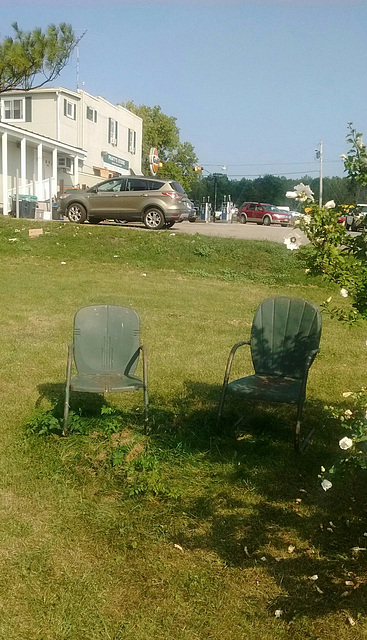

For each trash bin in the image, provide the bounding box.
[11,195,37,219]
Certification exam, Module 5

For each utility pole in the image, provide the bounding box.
[315,142,323,206]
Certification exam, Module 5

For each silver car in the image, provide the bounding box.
[57,176,191,229]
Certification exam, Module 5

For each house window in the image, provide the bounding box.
[128,128,137,154]
[64,99,76,120]
[86,106,97,122]
[58,156,73,172]
[3,98,24,120]
[108,118,118,146]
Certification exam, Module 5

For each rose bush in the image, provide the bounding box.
[284,125,367,485]
[319,389,367,490]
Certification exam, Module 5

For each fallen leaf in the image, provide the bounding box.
[174,544,184,552]
[309,574,318,581]
[274,609,283,618]
[287,545,295,553]
[315,586,324,594]
[347,616,356,627]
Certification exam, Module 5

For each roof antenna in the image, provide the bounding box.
[76,46,79,90]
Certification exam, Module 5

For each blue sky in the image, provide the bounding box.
[1,0,366,179]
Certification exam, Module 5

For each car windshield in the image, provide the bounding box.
[170,181,186,195]
[263,204,283,212]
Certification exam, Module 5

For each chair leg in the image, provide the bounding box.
[294,398,315,452]
[217,383,228,427]
[294,400,303,452]
[63,345,73,436]
[142,345,149,434]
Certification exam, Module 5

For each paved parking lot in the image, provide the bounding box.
[173,221,308,245]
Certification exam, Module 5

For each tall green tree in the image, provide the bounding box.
[119,101,199,192]
[0,22,80,93]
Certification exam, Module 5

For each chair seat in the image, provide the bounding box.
[71,373,144,393]
[228,374,303,404]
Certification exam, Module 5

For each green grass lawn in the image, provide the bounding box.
[0,217,366,640]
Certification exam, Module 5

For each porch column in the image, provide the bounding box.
[2,131,8,214]
[20,137,26,193]
[37,143,43,182]
[74,155,79,187]
[52,148,58,198]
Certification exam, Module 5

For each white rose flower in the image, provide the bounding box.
[340,154,347,160]
[284,235,300,251]
[321,479,332,491]
[324,200,336,209]
[340,288,348,297]
[293,183,314,202]
[339,436,353,450]
[356,136,365,149]
[286,191,298,199]
[344,409,353,418]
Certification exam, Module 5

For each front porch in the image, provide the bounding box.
[0,122,87,215]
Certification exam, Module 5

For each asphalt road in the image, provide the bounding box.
[173,221,308,245]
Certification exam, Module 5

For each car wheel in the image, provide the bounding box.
[263,215,271,226]
[281,223,288,227]
[88,217,101,225]
[143,208,166,230]
[67,203,87,223]
[240,214,247,224]
[165,221,175,228]
[188,218,197,223]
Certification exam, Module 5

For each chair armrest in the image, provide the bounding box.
[223,340,251,387]
[217,340,250,426]
[66,344,74,381]
[298,348,320,401]
[304,348,319,371]
[140,345,148,383]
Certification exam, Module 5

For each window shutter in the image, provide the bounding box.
[115,121,118,144]
[25,96,32,122]
[64,99,67,116]
[108,118,112,143]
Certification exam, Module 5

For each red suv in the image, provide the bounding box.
[238,202,291,226]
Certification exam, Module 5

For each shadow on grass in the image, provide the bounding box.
[31,378,366,623]
[149,380,367,624]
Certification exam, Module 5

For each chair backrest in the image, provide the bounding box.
[73,305,140,375]
[251,297,322,379]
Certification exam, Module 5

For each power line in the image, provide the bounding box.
[223,170,321,178]
[201,160,342,167]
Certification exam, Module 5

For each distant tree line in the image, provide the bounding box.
[189,173,367,209]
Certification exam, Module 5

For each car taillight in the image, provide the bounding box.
[162,191,181,199]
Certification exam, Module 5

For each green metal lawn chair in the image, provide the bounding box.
[217,297,322,451]
[63,305,148,434]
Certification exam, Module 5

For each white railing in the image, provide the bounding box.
[8,178,52,201]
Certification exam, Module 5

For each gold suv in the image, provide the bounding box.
[57,176,191,229]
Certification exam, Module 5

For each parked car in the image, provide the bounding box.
[238,202,292,226]
[188,201,199,222]
[57,176,191,229]
[338,204,367,231]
